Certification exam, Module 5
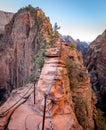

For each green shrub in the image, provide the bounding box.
[71,42,77,49]
[97,109,106,130]
[27,73,35,83]
[33,48,46,70]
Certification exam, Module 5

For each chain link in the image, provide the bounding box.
[42,43,62,130]
[47,105,54,130]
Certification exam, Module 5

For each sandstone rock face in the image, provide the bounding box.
[61,43,97,130]
[0,84,33,130]
[0,42,97,130]
[0,6,53,102]
[85,30,106,111]
[0,10,13,34]
[0,45,82,130]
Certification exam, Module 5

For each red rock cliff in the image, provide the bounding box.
[0,6,53,102]
[85,30,106,111]
[0,42,97,130]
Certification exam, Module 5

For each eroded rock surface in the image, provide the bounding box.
[0,42,97,130]
[0,6,53,102]
[0,45,82,130]
[85,30,106,111]
[61,43,97,130]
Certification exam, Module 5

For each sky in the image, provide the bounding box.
[0,0,106,42]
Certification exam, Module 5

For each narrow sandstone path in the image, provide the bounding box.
[0,45,82,130]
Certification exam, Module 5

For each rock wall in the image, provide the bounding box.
[61,43,97,130]
[85,30,106,111]
[0,6,53,103]
[0,42,97,130]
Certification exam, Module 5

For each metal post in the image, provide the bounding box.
[59,42,62,57]
[42,93,48,130]
[34,82,36,104]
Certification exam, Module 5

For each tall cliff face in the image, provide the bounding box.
[0,42,97,130]
[0,6,53,103]
[85,30,106,111]
[61,43,97,130]
[0,10,13,36]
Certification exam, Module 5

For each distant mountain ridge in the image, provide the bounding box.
[60,35,75,43]
[60,35,89,54]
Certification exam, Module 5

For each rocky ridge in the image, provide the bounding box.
[61,43,97,129]
[0,41,97,130]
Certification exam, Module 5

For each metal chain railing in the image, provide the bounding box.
[0,42,63,130]
[47,104,54,130]
[0,85,33,118]
[42,42,62,130]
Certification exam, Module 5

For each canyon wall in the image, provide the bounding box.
[85,30,106,111]
[0,6,53,103]
[0,6,98,130]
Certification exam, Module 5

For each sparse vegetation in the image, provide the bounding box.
[71,42,77,48]
[74,97,89,130]
[33,48,46,70]
[27,73,35,83]
[50,22,60,47]
[97,109,106,130]
[27,49,46,83]
[66,55,91,130]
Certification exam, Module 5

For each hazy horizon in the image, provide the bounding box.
[0,0,106,42]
